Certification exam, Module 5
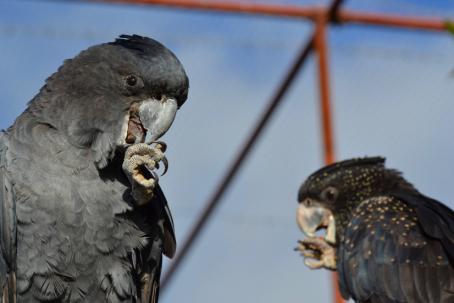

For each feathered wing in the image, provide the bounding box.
[138,184,176,303]
[338,195,454,303]
[392,191,454,264]
[0,134,16,302]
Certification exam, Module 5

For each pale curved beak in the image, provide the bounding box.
[296,201,336,244]
[139,97,178,143]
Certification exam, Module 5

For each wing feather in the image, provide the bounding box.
[391,192,454,263]
[136,184,175,303]
[153,185,176,259]
[339,195,454,303]
[0,133,16,302]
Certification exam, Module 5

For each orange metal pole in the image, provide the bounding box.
[315,15,336,166]
[314,13,342,303]
[94,0,451,31]
[339,10,447,32]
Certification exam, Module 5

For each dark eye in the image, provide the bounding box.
[322,187,338,202]
[303,199,312,207]
[125,75,138,87]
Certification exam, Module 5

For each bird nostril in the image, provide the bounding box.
[155,94,164,102]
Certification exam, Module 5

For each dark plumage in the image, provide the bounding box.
[296,157,454,303]
[0,35,188,302]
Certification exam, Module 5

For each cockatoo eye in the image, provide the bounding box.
[321,186,338,202]
[125,75,138,87]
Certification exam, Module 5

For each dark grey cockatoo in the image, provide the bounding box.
[295,157,454,303]
[0,35,189,302]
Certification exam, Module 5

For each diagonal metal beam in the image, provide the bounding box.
[160,2,346,301]
[161,35,316,292]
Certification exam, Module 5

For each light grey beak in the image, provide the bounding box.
[296,201,336,244]
[138,97,178,144]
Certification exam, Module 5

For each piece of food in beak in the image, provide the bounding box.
[125,102,147,144]
[124,97,178,145]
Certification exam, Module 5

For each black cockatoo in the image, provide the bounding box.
[0,35,189,302]
[295,157,454,303]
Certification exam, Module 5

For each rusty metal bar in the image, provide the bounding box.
[161,35,316,292]
[339,10,447,32]
[314,13,342,303]
[97,0,320,19]
[315,14,336,166]
[95,0,451,32]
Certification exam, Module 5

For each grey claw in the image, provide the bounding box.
[161,156,169,176]
[150,141,167,153]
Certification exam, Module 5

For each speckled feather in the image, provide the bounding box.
[339,196,453,303]
[0,35,187,302]
[299,157,454,303]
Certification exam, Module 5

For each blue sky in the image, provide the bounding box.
[1,1,454,302]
